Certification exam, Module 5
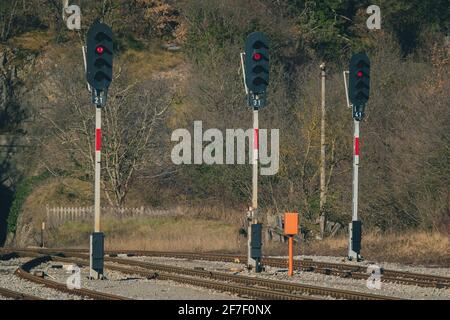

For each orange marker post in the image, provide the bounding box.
[284,212,299,277]
[288,237,294,276]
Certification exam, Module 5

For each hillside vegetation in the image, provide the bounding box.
[0,1,448,260]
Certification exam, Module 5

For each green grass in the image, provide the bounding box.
[7,172,50,233]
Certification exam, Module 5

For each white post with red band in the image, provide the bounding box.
[352,119,359,222]
[348,118,362,261]
[94,106,101,233]
[247,108,263,272]
[89,104,105,280]
[252,109,259,211]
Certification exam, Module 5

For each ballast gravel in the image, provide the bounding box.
[0,258,85,300]
[286,254,450,278]
[124,255,450,300]
[36,261,242,300]
[2,253,448,300]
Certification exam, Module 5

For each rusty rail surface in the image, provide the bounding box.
[26,253,315,300]
[13,254,131,300]
[12,250,402,300]
[0,287,43,300]
[6,248,448,290]
[102,255,401,300]
[101,249,450,289]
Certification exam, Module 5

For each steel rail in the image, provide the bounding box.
[109,250,450,289]
[28,253,315,300]
[6,248,449,289]
[22,250,401,300]
[104,255,401,300]
[14,255,131,300]
[0,287,43,300]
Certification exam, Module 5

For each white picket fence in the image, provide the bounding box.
[46,205,174,226]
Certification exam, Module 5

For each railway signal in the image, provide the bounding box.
[241,32,270,273]
[85,22,114,279]
[244,32,269,108]
[346,53,371,262]
[349,53,370,121]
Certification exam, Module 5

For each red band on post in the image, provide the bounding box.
[254,128,259,150]
[96,129,102,151]
[355,137,359,156]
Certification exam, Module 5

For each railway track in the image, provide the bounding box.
[99,249,450,289]
[10,250,402,300]
[99,254,400,300]
[5,247,449,291]
[14,251,315,300]
[0,287,42,300]
[14,255,130,300]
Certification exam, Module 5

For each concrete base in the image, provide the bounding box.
[348,221,363,262]
[89,232,104,279]
[247,223,263,273]
[88,269,106,280]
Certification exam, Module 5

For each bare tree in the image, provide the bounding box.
[35,51,174,206]
[0,1,20,42]
[102,78,173,205]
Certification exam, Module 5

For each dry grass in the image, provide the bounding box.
[48,216,243,252]
[45,216,449,266]
[21,179,449,266]
[8,30,53,51]
[120,47,183,80]
[297,231,450,266]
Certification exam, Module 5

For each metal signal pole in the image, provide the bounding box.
[319,63,327,239]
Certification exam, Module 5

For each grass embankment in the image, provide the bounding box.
[48,217,449,266]
[49,216,240,252]
[301,231,450,266]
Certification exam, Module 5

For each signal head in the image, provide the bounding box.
[86,23,113,91]
[244,32,270,96]
[349,53,371,121]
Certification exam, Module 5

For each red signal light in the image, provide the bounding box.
[357,71,363,78]
[253,53,262,61]
[96,46,105,54]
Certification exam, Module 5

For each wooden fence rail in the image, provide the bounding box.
[46,205,173,226]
